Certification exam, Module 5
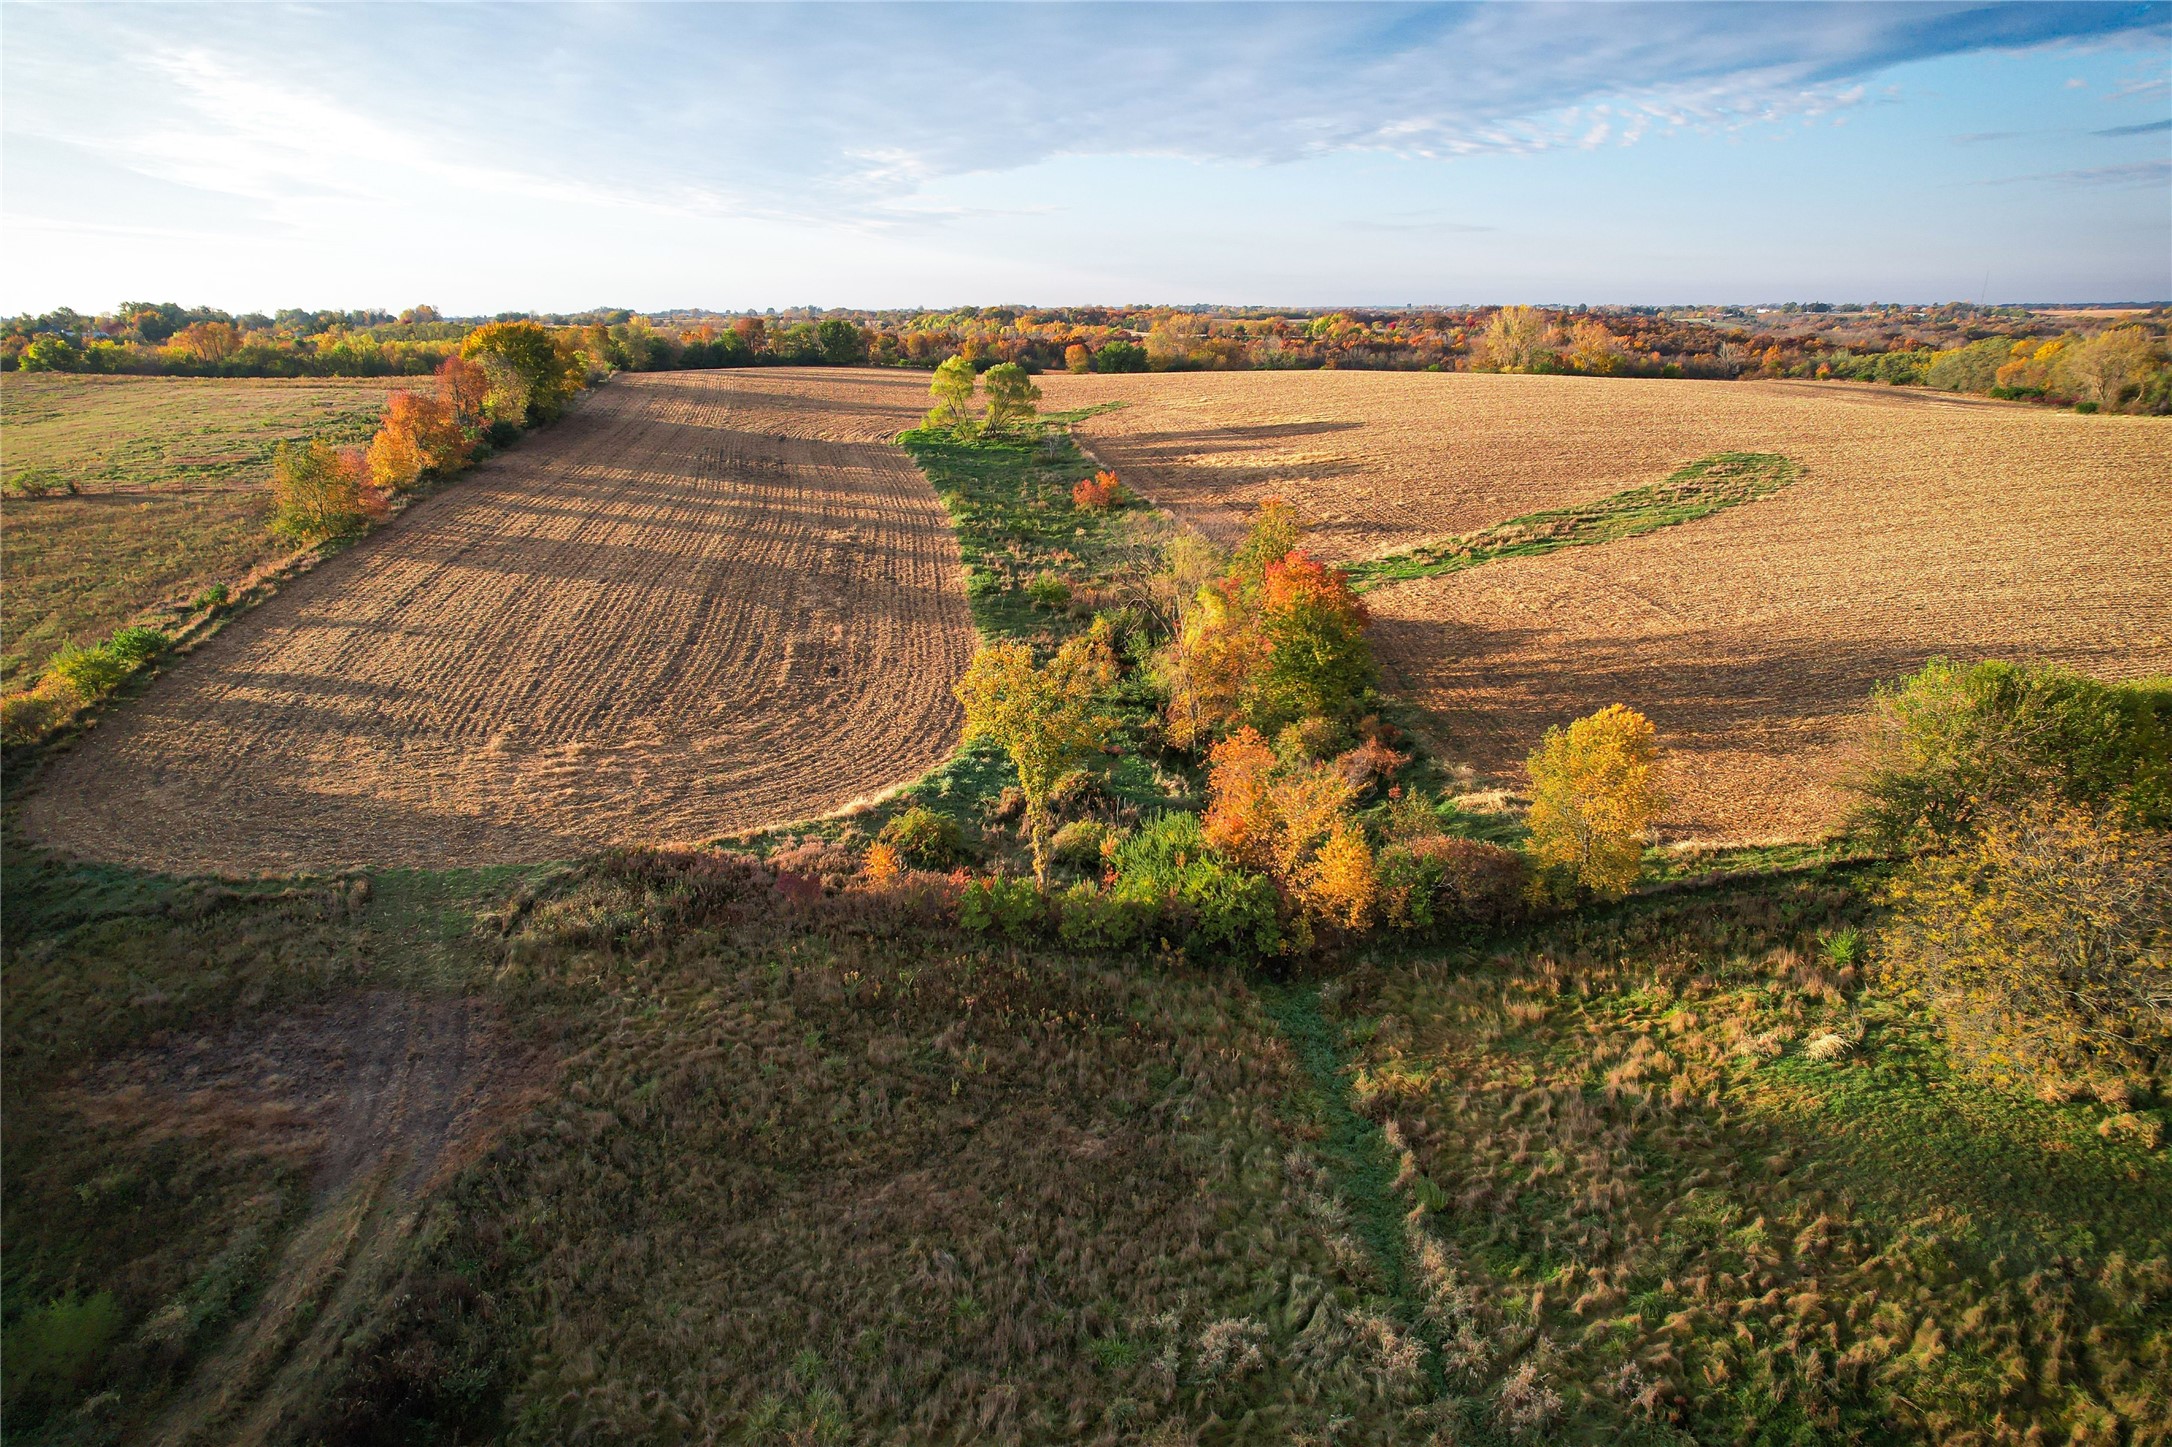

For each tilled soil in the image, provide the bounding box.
[1044,371,2171,840]
[19,370,976,872]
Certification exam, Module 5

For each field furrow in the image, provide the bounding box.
[19,371,973,872]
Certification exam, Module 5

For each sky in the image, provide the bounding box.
[3,1,2168,314]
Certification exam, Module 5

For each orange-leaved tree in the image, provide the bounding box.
[1259,550,1371,723]
[435,356,490,432]
[1160,498,1373,748]
[1072,471,1130,511]
[1524,704,1664,899]
[954,620,1118,885]
[1203,726,1377,931]
[269,440,383,546]
[366,391,470,492]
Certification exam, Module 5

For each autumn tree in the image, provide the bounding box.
[366,390,470,491]
[926,355,978,431]
[1567,319,1627,375]
[954,621,1118,885]
[1202,727,1377,931]
[269,440,381,545]
[1524,704,1664,899]
[2058,326,2153,410]
[460,320,579,424]
[1064,343,1092,373]
[1879,799,2171,1092]
[1258,551,1372,723]
[1160,499,1373,747]
[169,321,244,365]
[982,362,1042,433]
[1475,306,1559,373]
[435,356,490,430]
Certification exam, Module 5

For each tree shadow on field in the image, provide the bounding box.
[1373,613,1991,774]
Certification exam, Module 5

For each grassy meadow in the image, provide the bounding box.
[7,844,2165,1444]
[0,375,403,683]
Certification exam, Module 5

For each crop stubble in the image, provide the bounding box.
[1046,371,2171,839]
[20,371,976,872]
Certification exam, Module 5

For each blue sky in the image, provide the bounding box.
[3,2,2167,312]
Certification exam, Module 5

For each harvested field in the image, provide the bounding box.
[1045,371,2171,840]
[18,370,975,873]
[1041,369,2156,558]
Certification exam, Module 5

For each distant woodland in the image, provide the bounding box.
[8,299,2168,413]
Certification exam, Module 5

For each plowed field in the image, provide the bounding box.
[1044,371,2172,839]
[19,370,975,872]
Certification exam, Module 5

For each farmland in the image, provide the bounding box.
[16,370,976,872]
[1046,371,2172,839]
[4,356,2168,1447]
[0,376,409,685]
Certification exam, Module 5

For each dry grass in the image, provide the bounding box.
[0,376,409,685]
[1043,371,2172,840]
[16,371,978,873]
[9,844,2166,1443]
[1346,880,2172,1445]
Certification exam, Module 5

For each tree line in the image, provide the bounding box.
[10,300,2166,413]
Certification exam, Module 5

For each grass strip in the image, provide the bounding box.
[898,423,1164,643]
[1258,981,1442,1390]
[1344,451,1802,590]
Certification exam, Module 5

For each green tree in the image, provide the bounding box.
[954,622,1119,885]
[926,355,978,431]
[1850,658,2172,848]
[1093,340,1148,373]
[18,335,81,373]
[816,319,866,366]
[981,362,1041,433]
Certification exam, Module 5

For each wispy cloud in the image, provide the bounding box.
[2094,118,2172,136]
[1991,159,2172,188]
[8,1,2165,226]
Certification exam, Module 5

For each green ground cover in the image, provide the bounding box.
[1344,452,1803,590]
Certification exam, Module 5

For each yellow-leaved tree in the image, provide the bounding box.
[954,621,1118,885]
[1524,703,1664,899]
[926,355,978,432]
[1878,799,2171,1093]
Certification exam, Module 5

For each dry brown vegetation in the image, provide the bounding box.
[1347,882,2172,1445]
[0,376,411,684]
[1045,371,2172,840]
[17,371,976,872]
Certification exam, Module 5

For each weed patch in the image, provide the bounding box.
[1346,451,1802,589]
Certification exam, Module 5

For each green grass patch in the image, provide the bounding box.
[898,424,1168,644]
[1345,451,1803,590]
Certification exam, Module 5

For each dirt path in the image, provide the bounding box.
[19,370,976,872]
[74,991,545,1447]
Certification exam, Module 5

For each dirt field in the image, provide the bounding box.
[1042,369,2160,559]
[18,370,976,872]
[1,376,412,683]
[1044,371,2171,839]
